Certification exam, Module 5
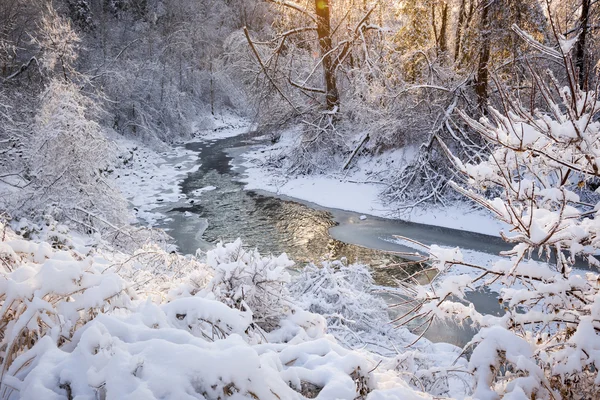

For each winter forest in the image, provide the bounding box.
[2,0,600,398]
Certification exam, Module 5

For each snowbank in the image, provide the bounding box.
[0,222,471,399]
[191,112,255,141]
[112,115,253,227]
[112,138,200,225]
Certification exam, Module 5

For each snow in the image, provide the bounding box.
[240,128,509,237]
[191,112,255,141]
[112,113,253,226]
[406,204,508,237]
[0,221,471,399]
[244,171,386,214]
[111,116,254,228]
[112,137,200,226]
[190,185,217,197]
[559,34,579,54]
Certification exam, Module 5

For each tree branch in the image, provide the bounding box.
[243,27,299,113]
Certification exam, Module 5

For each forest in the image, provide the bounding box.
[1,0,600,399]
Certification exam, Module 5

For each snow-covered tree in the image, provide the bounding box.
[35,3,81,81]
[22,79,128,233]
[398,27,600,398]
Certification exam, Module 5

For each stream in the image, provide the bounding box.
[150,130,508,346]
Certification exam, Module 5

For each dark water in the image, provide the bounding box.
[153,131,510,346]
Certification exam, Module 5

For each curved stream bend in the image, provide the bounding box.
[152,131,508,346]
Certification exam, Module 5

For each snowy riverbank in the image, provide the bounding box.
[239,127,509,237]
[111,113,253,227]
[110,115,508,241]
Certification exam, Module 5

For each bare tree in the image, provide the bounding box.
[314,0,339,110]
[244,0,380,113]
[474,0,492,110]
[574,0,592,88]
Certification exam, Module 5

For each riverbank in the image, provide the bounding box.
[112,113,253,228]
[240,127,509,237]
[0,217,472,399]
[107,115,529,355]
[112,115,508,245]
[24,116,474,399]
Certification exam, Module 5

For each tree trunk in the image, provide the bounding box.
[575,0,591,89]
[438,1,449,55]
[209,59,215,116]
[314,0,339,110]
[454,0,466,61]
[475,0,491,111]
[432,4,439,47]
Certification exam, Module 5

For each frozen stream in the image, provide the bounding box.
[150,131,509,346]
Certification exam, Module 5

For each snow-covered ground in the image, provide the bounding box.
[240,128,509,237]
[191,112,257,141]
[0,219,472,399]
[112,138,200,225]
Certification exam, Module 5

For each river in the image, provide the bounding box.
[149,130,508,346]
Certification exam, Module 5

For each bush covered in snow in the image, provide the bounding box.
[202,239,293,331]
[0,221,468,399]
[289,260,470,397]
[22,79,130,233]
[290,261,399,350]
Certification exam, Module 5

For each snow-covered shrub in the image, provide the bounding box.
[112,243,213,299]
[0,220,215,397]
[289,261,394,348]
[1,224,451,399]
[0,226,134,400]
[202,239,293,331]
[399,32,600,398]
[289,260,471,397]
[12,216,74,250]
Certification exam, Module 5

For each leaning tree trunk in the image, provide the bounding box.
[314,0,339,110]
[475,0,491,111]
[575,0,591,89]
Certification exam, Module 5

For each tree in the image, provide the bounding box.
[398,28,600,398]
[244,0,381,113]
[474,0,491,110]
[464,0,547,109]
[453,0,474,62]
[314,0,339,110]
[574,0,592,88]
[35,3,81,81]
[23,79,128,232]
[0,0,43,78]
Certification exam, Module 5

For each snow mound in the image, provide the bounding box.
[0,222,469,399]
